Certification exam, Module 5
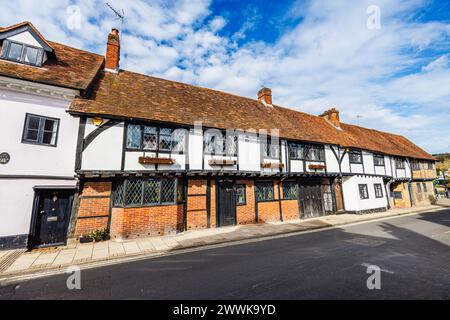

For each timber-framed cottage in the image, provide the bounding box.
[0,22,436,249]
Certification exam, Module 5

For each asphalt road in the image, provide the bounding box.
[1,209,449,300]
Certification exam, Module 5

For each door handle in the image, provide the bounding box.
[40,210,46,214]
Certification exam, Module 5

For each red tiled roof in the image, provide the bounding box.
[0,22,104,91]
[70,70,435,161]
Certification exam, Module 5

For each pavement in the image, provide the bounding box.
[0,207,449,299]
[0,204,447,283]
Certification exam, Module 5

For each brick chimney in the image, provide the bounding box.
[320,108,341,129]
[105,28,120,72]
[258,87,272,106]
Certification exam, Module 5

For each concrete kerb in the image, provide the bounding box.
[0,206,446,285]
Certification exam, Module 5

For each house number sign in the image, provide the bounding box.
[0,152,10,165]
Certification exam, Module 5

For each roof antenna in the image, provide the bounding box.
[105,2,125,31]
[356,114,363,126]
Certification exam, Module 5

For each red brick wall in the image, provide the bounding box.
[281,200,300,221]
[186,179,208,230]
[257,181,281,223]
[236,180,256,225]
[74,181,111,236]
[110,205,184,239]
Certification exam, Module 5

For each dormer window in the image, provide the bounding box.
[1,40,44,66]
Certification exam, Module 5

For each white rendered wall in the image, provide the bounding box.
[325,146,340,173]
[238,132,260,172]
[342,175,388,212]
[0,178,76,237]
[8,31,42,48]
[0,88,79,177]
[82,119,124,171]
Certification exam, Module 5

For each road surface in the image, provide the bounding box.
[1,209,449,299]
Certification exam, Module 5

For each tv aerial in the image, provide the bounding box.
[105,2,125,30]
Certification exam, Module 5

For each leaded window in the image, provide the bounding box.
[235,185,246,205]
[427,162,434,170]
[283,181,298,200]
[395,158,405,169]
[113,178,178,207]
[255,182,275,202]
[204,131,237,156]
[304,144,325,161]
[359,184,369,200]
[262,140,280,159]
[374,184,383,198]
[22,113,59,146]
[411,160,420,170]
[374,154,385,166]
[1,40,44,66]
[288,143,302,160]
[349,150,363,164]
[422,182,427,192]
[126,124,185,152]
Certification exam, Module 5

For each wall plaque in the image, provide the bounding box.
[0,152,10,165]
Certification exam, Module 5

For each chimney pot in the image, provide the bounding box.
[105,28,120,72]
[258,87,272,105]
[320,108,341,128]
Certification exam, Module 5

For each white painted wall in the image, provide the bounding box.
[8,31,42,48]
[188,128,203,170]
[82,120,123,171]
[238,132,260,172]
[325,146,340,173]
[342,175,388,212]
[0,179,76,237]
[340,148,350,173]
[0,88,79,177]
[362,151,374,175]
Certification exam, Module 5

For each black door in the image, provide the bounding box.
[217,180,237,227]
[31,189,74,248]
[298,181,324,219]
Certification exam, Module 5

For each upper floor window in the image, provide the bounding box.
[262,140,280,159]
[374,154,385,166]
[288,142,303,160]
[1,40,44,67]
[427,162,434,170]
[349,150,363,164]
[411,160,420,170]
[304,144,325,162]
[126,124,185,153]
[204,132,237,156]
[395,158,405,169]
[22,113,59,147]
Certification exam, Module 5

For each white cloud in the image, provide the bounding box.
[2,0,450,153]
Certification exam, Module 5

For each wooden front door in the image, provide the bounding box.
[217,180,237,227]
[298,181,324,219]
[31,189,74,248]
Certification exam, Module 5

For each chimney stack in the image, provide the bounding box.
[320,108,341,129]
[105,28,120,72]
[258,87,272,106]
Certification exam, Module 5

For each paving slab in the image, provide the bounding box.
[32,252,59,267]
[122,242,141,255]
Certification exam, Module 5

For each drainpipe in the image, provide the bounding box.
[408,180,414,208]
[384,179,393,210]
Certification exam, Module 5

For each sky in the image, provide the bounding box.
[1,0,450,154]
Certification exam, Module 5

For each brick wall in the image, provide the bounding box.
[186,179,208,230]
[74,181,111,236]
[236,180,256,225]
[110,205,184,239]
[257,181,281,223]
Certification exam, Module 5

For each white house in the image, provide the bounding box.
[0,22,103,249]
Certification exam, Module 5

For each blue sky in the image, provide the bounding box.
[2,0,450,154]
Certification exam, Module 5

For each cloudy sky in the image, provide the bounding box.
[2,0,449,153]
